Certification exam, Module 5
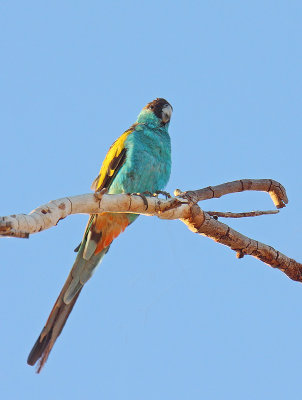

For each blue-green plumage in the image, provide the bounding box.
[110,113,171,194]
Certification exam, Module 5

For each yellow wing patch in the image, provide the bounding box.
[91,125,135,192]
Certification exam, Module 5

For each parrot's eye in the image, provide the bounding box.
[149,105,154,110]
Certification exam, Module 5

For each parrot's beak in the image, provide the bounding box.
[161,105,173,124]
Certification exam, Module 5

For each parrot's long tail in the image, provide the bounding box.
[27,213,131,373]
[27,245,107,373]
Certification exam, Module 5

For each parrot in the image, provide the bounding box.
[27,98,173,372]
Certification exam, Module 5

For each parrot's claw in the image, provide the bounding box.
[133,193,149,210]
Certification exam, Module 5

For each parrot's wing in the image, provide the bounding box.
[74,124,135,254]
[91,124,136,191]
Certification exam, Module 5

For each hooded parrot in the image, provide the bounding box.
[27,98,173,372]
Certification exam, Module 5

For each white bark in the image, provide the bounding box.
[1,179,300,284]
[0,192,190,238]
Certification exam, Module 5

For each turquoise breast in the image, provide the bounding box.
[109,124,171,195]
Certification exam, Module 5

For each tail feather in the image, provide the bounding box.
[27,273,82,372]
[64,249,108,304]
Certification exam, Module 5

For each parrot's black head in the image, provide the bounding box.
[144,98,173,125]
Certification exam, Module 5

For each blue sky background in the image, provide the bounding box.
[1,1,302,399]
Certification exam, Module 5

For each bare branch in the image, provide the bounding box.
[1,178,301,285]
[0,193,190,238]
[206,210,279,218]
[180,204,302,283]
[1,179,286,238]
[175,179,288,209]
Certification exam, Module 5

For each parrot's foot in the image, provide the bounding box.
[153,190,171,199]
[140,191,153,197]
[130,191,172,210]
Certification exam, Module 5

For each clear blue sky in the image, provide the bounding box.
[1,1,302,399]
